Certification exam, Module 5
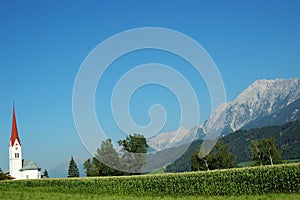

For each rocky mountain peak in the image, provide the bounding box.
[148,78,300,152]
[202,77,300,134]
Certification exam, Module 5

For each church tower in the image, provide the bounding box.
[9,105,23,179]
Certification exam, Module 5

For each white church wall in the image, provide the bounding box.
[21,169,41,180]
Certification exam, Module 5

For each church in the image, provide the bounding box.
[9,105,41,180]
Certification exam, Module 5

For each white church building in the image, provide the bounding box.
[9,105,41,180]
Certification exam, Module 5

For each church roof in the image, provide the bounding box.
[20,160,41,171]
[10,105,21,146]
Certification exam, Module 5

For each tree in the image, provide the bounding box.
[83,158,94,177]
[68,156,80,177]
[191,151,214,171]
[118,134,149,174]
[191,141,235,171]
[118,134,148,154]
[0,168,8,181]
[84,139,124,176]
[214,141,236,169]
[42,169,49,178]
[84,135,149,176]
[250,137,283,166]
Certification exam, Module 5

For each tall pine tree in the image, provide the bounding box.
[68,156,79,177]
[42,169,49,178]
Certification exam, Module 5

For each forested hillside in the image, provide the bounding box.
[166,120,300,172]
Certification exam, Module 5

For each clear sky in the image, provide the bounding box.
[1,0,300,172]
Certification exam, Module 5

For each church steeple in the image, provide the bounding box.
[8,104,41,179]
[10,105,21,146]
[9,104,23,179]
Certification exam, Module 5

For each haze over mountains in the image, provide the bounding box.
[148,78,300,151]
[50,78,300,177]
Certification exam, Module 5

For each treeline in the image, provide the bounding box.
[167,120,300,172]
[191,137,283,171]
[67,120,299,176]
[222,120,300,162]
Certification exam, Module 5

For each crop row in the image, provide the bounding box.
[0,163,299,195]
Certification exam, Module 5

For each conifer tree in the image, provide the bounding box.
[43,169,49,178]
[68,156,80,177]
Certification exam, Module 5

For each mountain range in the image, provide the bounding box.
[50,78,300,177]
[148,78,300,150]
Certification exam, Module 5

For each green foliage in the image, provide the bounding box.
[166,140,202,172]
[84,139,124,176]
[191,141,235,171]
[167,120,300,172]
[223,120,300,163]
[250,137,283,166]
[84,135,149,176]
[68,156,79,178]
[118,134,148,153]
[0,168,8,181]
[0,163,299,196]
[43,169,49,178]
[118,134,149,174]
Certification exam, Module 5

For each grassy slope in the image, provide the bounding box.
[237,159,300,168]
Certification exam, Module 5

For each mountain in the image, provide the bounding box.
[166,120,300,172]
[148,78,300,151]
[148,127,192,151]
[199,78,300,139]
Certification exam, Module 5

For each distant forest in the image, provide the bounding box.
[166,120,300,172]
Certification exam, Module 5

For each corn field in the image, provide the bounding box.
[0,163,299,196]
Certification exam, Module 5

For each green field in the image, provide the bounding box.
[1,191,300,200]
[0,163,299,199]
[237,159,300,168]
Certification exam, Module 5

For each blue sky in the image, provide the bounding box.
[1,0,300,172]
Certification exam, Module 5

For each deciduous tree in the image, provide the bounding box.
[118,134,149,174]
[191,141,235,171]
[84,139,124,176]
[250,137,283,166]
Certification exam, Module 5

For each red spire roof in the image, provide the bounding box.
[10,105,21,146]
